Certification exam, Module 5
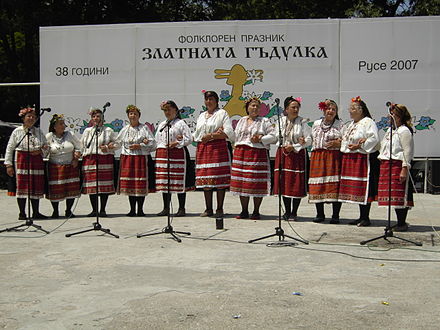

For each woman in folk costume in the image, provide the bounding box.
[46,114,81,218]
[116,105,156,216]
[273,96,312,221]
[230,97,276,220]
[339,96,380,227]
[155,100,194,217]
[309,99,344,224]
[377,103,414,232]
[81,107,118,217]
[4,106,48,220]
[193,90,235,218]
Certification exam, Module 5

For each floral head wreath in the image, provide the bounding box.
[201,89,207,94]
[88,107,101,116]
[288,96,302,105]
[351,96,362,104]
[126,104,140,114]
[245,96,262,104]
[18,106,36,117]
[318,99,335,111]
[50,113,64,125]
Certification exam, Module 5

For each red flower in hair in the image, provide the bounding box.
[351,96,362,103]
[318,102,327,111]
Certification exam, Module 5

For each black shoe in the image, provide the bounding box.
[157,209,170,216]
[18,213,27,220]
[99,211,108,217]
[348,219,362,225]
[32,213,48,220]
[357,219,371,227]
[137,210,145,217]
[87,211,97,217]
[174,208,186,217]
[329,217,340,224]
[126,211,136,217]
[65,211,75,218]
[235,211,249,219]
[392,223,409,232]
[51,211,60,219]
[200,209,214,217]
[283,213,291,221]
[313,216,325,223]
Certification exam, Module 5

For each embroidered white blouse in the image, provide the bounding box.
[156,118,192,149]
[192,108,235,143]
[116,123,156,155]
[81,126,118,157]
[4,126,48,166]
[340,117,379,154]
[46,131,81,165]
[234,116,276,150]
[275,116,312,152]
[311,118,344,151]
[378,125,414,169]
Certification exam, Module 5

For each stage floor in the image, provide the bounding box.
[1,190,439,329]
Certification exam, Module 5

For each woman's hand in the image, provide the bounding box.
[74,151,82,159]
[201,133,213,144]
[6,166,14,177]
[298,136,306,145]
[168,141,179,148]
[284,145,294,153]
[100,144,109,152]
[399,167,408,184]
[251,134,262,143]
[325,138,341,149]
[215,127,228,139]
[348,138,366,151]
[129,144,141,150]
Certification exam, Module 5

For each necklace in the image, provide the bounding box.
[320,118,335,133]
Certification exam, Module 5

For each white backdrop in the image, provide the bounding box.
[40,17,440,157]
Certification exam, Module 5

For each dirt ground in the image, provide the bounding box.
[1,191,439,329]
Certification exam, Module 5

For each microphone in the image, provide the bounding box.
[40,107,52,112]
[386,101,392,107]
[274,98,282,115]
[159,119,172,132]
[102,102,111,113]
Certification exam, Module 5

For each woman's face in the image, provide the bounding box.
[54,120,66,135]
[128,110,140,124]
[349,103,363,122]
[162,106,178,121]
[204,96,218,112]
[23,112,37,127]
[324,104,337,122]
[390,108,403,127]
[91,112,103,126]
[247,101,261,119]
[285,100,300,118]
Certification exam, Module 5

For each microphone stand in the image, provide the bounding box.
[360,108,420,246]
[1,109,49,234]
[137,118,190,242]
[249,100,308,244]
[66,107,118,238]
